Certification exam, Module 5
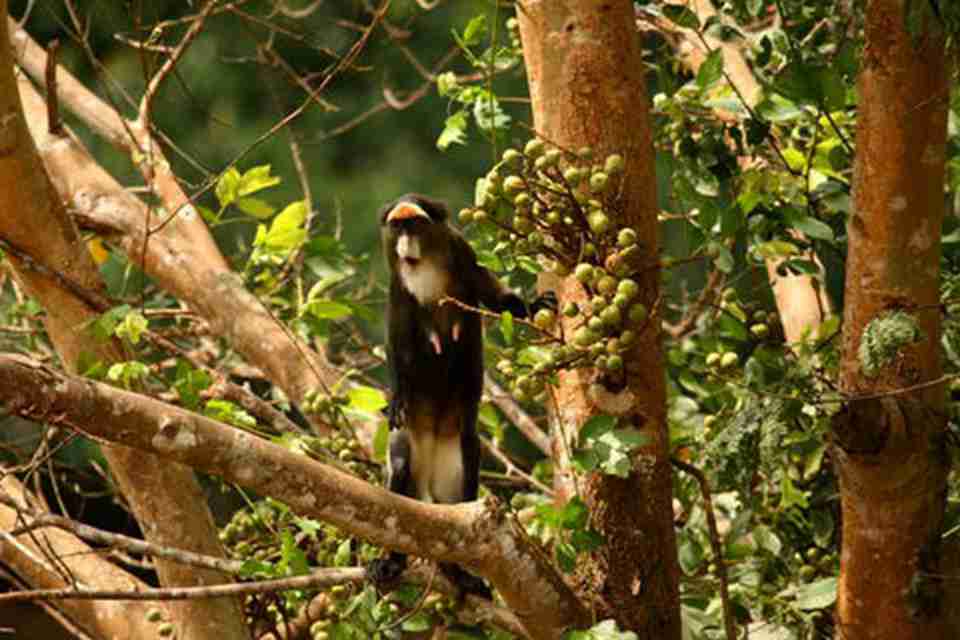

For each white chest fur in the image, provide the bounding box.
[398,259,450,305]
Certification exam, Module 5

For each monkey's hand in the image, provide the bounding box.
[530,291,558,315]
[387,395,406,431]
[366,553,408,591]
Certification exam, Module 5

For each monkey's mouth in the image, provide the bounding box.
[402,257,421,267]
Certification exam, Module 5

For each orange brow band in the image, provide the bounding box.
[386,203,429,222]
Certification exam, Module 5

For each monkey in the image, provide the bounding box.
[367,193,530,597]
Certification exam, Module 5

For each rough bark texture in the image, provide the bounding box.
[518,2,680,636]
[0,9,248,639]
[0,353,590,639]
[835,2,948,638]
[9,21,341,424]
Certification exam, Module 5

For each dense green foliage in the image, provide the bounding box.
[3,1,960,639]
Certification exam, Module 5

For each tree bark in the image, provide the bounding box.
[0,353,590,640]
[0,7,249,639]
[518,2,680,636]
[834,2,948,638]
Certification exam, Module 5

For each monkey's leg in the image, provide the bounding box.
[366,429,414,588]
[437,414,492,599]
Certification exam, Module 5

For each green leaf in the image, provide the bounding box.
[500,311,514,344]
[347,386,387,413]
[215,167,241,209]
[372,421,389,462]
[437,110,468,150]
[334,538,352,567]
[755,240,799,259]
[262,200,307,251]
[436,71,459,97]
[115,310,148,345]
[662,4,700,29]
[696,49,724,89]
[460,14,487,47]
[304,300,353,320]
[791,216,835,241]
[780,473,808,509]
[235,196,276,219]
[794,577,838,611]
[581,414,617,439]
[237,164,281,197]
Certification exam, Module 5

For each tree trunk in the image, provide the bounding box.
[834,2,948,639]
[0,7,249,639]
[518,3,680,636]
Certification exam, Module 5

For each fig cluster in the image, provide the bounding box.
[460,138,652,393]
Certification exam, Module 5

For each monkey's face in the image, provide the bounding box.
[380,194,452,305]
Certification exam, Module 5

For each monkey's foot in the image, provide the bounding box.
[441,563,492,600]
[366,554,408,592]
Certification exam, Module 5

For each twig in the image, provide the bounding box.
[138,0,219,125]
[480,435,552,495]
[0,568,366,603]
[671,458,736,640]
[43,38,62,135]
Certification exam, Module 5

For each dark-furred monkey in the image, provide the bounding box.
[368,193,529,597]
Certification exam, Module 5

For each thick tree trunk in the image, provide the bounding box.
[0,7,249,639]
[834,2,948,639]
[518,3,680,637]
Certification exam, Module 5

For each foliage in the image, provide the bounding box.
[857,311,924,377]
[4,0,960,639]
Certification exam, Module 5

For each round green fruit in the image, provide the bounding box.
[524,138,546,158]
[534,309,557,330]
[617,228,638,247]
[574,263,594,283]
[605,153,625,174]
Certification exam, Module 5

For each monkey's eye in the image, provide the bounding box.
[390,218,428,232]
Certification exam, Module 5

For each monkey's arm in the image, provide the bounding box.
[452,234,529,317]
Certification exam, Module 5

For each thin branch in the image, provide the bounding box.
[138,0,219,125]
[0,568,366,603]
[672,458,736,640]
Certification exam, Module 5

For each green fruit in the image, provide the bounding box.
[524,138,546,158]
[502,148,523,167]
[574,326,598,347]
[605,153,625,174]
[578,146,594,161]
[705,352,721,367]
[534,309,557,330]
[628,303,649,324]
[503,175,525,195]
[617,228,638,247]
[587,316,605,333]
[574,263,594,283]
[563,167,582,184]
[619,329,637,346]
[720,351,738,369]
[722,287,736,302]
[534,155,550,172]
[514,192,532,209]
[590,342,605,357]
[506,17,519,31]
[582,242,598,257]
[473,210,488,223]
[606,337,621,354]
[606,355,624,371]
[514,216,534,234]
[595,355,608,370]
[589,171,609,193]
[588,210,611,234]
[601,305,622,327]
[750,323,770,338]
[562,301,580,317]
[613,293,630,308]
[544,148,563,168]
[591,295,608,313]
[458,208,474,224]
[617,278,639,300]
[597,275,618,295]
[703,414,717,430]
[545,210,561,225]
